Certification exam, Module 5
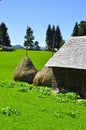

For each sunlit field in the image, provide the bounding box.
[0,49,86,130]
[0,49,52,81]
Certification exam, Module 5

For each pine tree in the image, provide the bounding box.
[54,26,62,49]
[45,24,53,51]
[46,24,63,51]
[72,21,86,36]
[52,25,56,51]
[0,22,11,46]
[78,21,86,36]
[72,22,79,36]
[24,26,34,49]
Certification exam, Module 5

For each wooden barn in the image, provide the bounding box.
[45,36,86,97]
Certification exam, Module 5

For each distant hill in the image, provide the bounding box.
[13,45,46,50]
[40,46,46,50]
[13,45,24,49]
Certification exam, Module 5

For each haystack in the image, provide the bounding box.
[13,57,37,83]
[33,67,53,87]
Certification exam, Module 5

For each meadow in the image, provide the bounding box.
[0,49,52,81]
[0,49,86,130]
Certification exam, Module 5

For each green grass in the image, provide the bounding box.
[0,81,86,130]
[0,49,52,81]
[0,49,86,130]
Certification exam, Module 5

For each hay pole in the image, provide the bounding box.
[26,46,28,57]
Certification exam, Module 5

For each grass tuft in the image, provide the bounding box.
[2,106,20,116]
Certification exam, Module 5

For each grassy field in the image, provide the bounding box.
[0,49,52,81]
[0,81,86,130]
[0,49,86,130]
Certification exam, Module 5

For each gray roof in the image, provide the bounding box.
[45,36,86,70]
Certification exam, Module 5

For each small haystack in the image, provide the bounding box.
[33,67,53,87]
[13,57,37,83]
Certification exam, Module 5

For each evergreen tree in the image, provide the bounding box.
[60,39,65,48]
[0,22,11,46]
[72,21,86,36]
[24,26,34,49]
[45,24,52,51]
[84,21,86,35]
[52,25,55,51]
[52,25,55,35]
[78,21,86,36]
[54,26,62,49]
[46,24,63,51]
[72,22,79,36]
[34,41,40,50]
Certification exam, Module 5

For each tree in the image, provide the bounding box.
[54,26,62,50]
[72,21,86,36]
[51,25,55,51]
[72,22,79,36]
[0,22,11,46]
[24,26,34,49]
[60,39,65,48]
[78,21,86,36]
[45,24,53,51]
[46,24,63,51]
[34,41,40,50]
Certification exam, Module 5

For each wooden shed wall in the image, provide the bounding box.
[52,67,86,97]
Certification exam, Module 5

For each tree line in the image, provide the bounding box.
[0,20,86,51]
[72,21,86,36]
[45,24,65,51]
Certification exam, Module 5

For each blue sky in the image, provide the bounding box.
[0,0,86,46]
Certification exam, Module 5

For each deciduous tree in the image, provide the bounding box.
[34,41,40,50]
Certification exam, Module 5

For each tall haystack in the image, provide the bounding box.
[13,57,37,83]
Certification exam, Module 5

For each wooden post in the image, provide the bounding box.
[26,46,28,57]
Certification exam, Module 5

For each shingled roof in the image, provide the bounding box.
[45,36,86,70]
